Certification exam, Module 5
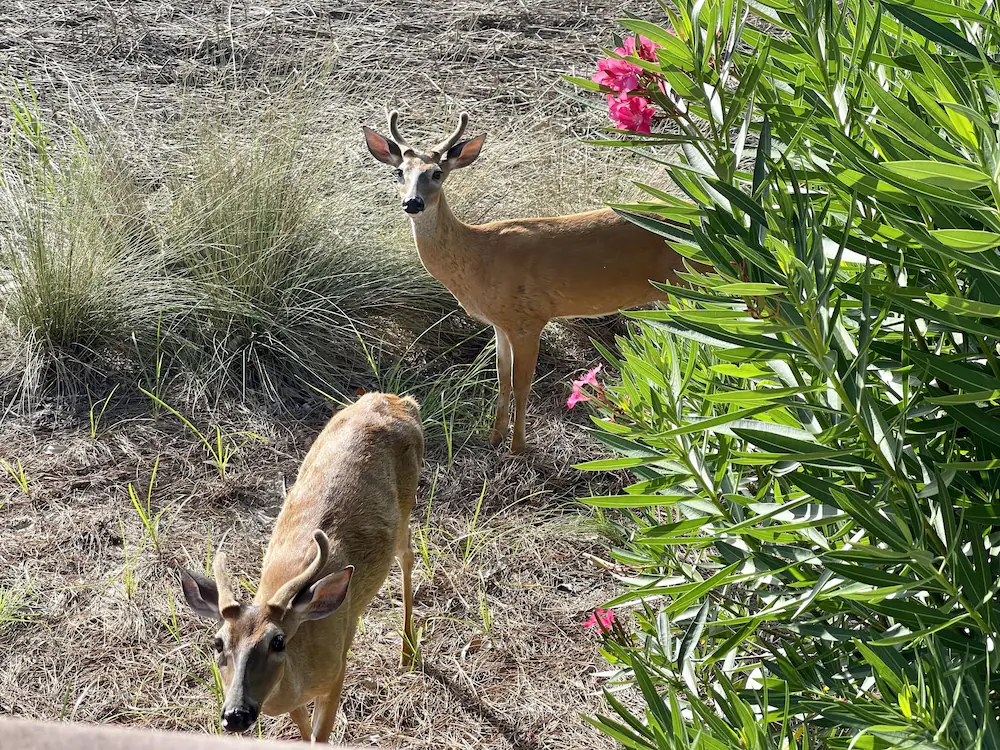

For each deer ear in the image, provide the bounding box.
[363,126,403,167]
[292,566,353,621]
[180,568,223,621]
[443,134,486,170]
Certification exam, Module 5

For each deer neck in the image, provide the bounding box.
[407,192,471,283]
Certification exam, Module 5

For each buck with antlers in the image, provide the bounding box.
[179,393,423,742]
[364,112,691,454]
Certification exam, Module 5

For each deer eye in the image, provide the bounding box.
[271,634,285,652]
[431,171,442,181]
[213,637,224,653]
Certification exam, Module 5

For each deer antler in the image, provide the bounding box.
[267,530,331,612]
[387,110,412,153]
[433,112,470,156]
[213,552,241,616]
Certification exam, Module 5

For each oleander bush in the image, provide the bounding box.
[572,0,1000,746]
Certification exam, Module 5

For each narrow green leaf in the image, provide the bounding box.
[580,494,699,508]
[929,229,1000,252]
[937,459,1000,471]
[862,74,960,160]
[881,160,990,190]
[618,18,694,66]
[574,456,653,471]
[882,1,980,58]
[927,293,1000,317]
[880,290,1000,338]
[561,74,604,92]
[713,282,787,296]
[925,390,1000,405]
[945,404,1000,450]
[644,319,807,355]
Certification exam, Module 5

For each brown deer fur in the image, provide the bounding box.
[180,393,423,742]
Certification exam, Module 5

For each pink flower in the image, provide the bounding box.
[608,95,655,134]
[578,364,602,388]
[592,57,641,94]
[583,607,615,632]
[567,386,590,409]
[567,365,603,409]
[615,34,662,63]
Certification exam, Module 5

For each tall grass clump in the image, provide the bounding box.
[0,87,178,397]
[161,121,452,400]
[570,0,1000,747]
[0,89,461,405]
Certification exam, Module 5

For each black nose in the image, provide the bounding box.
[221,705,258,734]
[402,197,425,214]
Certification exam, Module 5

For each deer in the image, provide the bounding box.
[179,392,423,743]
[363,111,693,454]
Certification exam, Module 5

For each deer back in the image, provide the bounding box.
[257,393,422,613]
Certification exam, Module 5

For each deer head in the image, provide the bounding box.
[363,111,486,215]
[179,531,353,734]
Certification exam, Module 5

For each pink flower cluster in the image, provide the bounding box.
[583,607,615,632]
[567,365,603,409]
[592,35,663,134]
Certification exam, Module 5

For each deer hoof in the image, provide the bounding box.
[510,437,526,455]
[489,429,505,448]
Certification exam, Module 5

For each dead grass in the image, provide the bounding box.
[0,0,662,746]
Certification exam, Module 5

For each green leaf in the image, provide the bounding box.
[561,74,604,92]
[703,385,823,403]
[709,363,772,378]
[927,293,1000,317]
[925,389,1000,405]
[892,0,997,24]
[705,179,769,225]
[643,318,808,356]
[936,458,1000,471]
[615,210,698,246]
[713,282,787,296]
[879,290,1000,338]
[677,600,710,686]
[861,74,960,160]
[824,562,923,589]
[733,429,880,471]
[574,456,653,471]
[650,404,778,437]
[618,18,694,65]
[945,404,1000,450]
[881,1,980,58]
[880,160,990,190]
[580,494,700,508]
[929,229,1000,252]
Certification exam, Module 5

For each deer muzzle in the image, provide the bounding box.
[221,702,259,734]
[402,196,425,214]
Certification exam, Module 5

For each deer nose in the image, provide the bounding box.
[402,197,425,214]
[221,705,258,734]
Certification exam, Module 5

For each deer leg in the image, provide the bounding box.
[311,659,348,744]
[489,326,513,447]
[289,706,312,741]
[398,528,417,669]
[510,329,542,455]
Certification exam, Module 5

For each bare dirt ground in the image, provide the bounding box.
[0,2,656,747]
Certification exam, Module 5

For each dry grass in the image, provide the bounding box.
[0,1,664,746]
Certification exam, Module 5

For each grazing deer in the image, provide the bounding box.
[363,112,691,454]
[179,393,423,742]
